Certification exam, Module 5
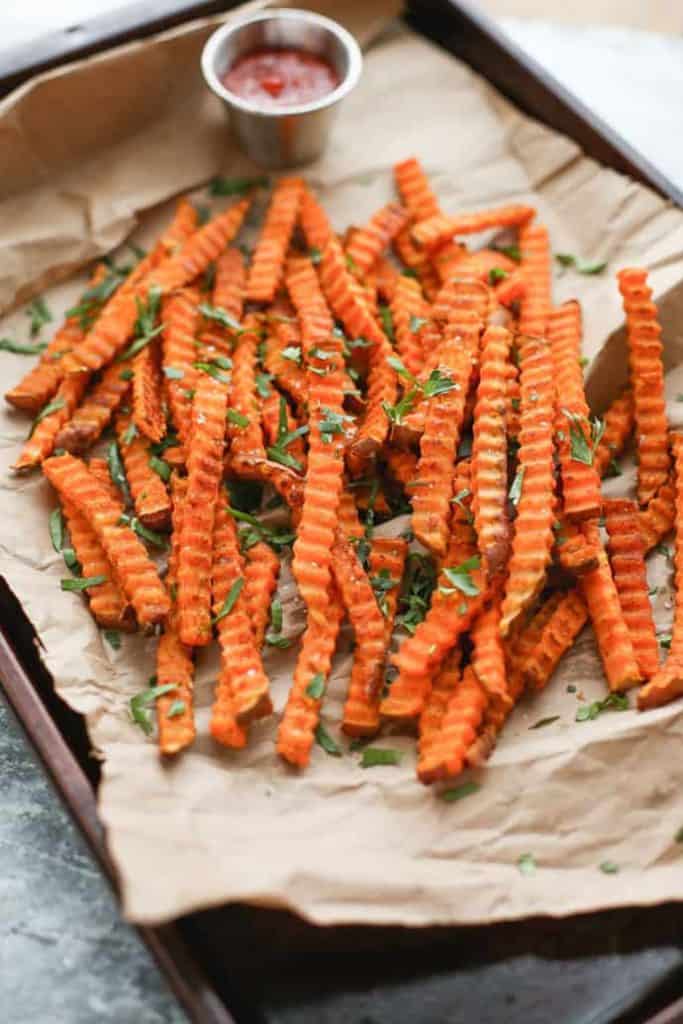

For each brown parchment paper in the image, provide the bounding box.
[3,2,683,927]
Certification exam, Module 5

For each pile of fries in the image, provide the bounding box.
[6,157,682,785]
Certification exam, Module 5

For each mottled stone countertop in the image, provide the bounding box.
[1,14,683,1024]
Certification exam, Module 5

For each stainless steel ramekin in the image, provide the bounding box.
[201,8,362,169]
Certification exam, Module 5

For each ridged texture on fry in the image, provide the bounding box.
[13,372,90,470]
[504,360,521,438]
[277,585,344,766]
[161,286,200,447]
[603,498,659,679]
[148,198,251,294]
[549,301,602,520]
[345,203,409,277]
[638,434,683,709]
[432,276,491,327]
[436,248,517,286]
[157,475,196,755]
[214,247,246,324]
[116,413,171,530]
[412,321,475,556]
[228,314,266,460]
[431,241,467,283]
[522,589,588,690]
[471,324,512,576]
[417,667,489,784]
[374,257,400,303]
[412,203,535,250]
[383,465,486,719]
[496,268,527,307]
[417,649,462,775]
[177,374,227,646]
[389,275,428,378]
[261,391,306,470]
[299,187,333,251]
[132,339,165,443]
[42,453,169,626]
[579,521,642,691]
[637,475,676,552]
[518,222,551,338]
[244,542,280,648]
[556,520,600,576]
[211,504,271,736]
[158,196,198,255]
[394,157,440,222]
[263,318,308,409]
[618,268,670,504]
[594,388,634,479]
[385,447,418,490]
[500,335,555,636]
[55,362,131,454]
[61,496,134,631]
[247,178,304,303]
[5,264,108,412]
[343,537,407,736]
[470,589,509,704]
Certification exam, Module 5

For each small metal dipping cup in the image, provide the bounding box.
[201,8,362,169]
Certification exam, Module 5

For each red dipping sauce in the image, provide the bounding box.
[222,48,340,110]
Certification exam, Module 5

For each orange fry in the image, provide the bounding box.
[132,339,165,443]
[637,474,675,552]
[374,257,400,303]
[156,474,196,755]
[394,157,440,223]
[343,537,407,736]
[594,388,634,479]
[435,247,517,287]
[417,666,489,784]
[43,453,168,626]
[211,504,271,736]
[495,268,527,307]
[247,177,304,303]
[638,434,683,708]
[345,203,409,277]
[500,335,555,636]
[618,267,670,504]
[263,316,308,410]
[518,221,552,338]
[504,360,521,439]
[161,286,201,446]
[12,372,90,470]
[522,589,588,690]
[177,374,228,646]
[412,321,476,556]
[116,413,171,530]
[579,522,642,692]
[549,301,602,520]
[556,520,600,576]
[412,203,535,251]
[261,391,306,471]
[385,447,418,490]
[470,588,509,704]
[158,196,198,255]
[55,361,131,454]
[228,314,266,461]
[299,186,333,251]
[244,542,280,649]
[214,247,246,324]
[471,324,512,576]
[417,649,462,775]
[389,275,428,378]
[604,498,659,679]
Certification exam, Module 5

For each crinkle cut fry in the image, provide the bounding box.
[12,371,90,470]
[638,433,683,709]
[412,322,475,557]
[345,202,409,278]
[261,391,306,470]
[299,186,333,251]
[522,589,589,690]
[579,521,642,692]
[637,474,676,552]
[161,286,200,447]
[470,585,509,705]
[55,361,131,454]
[244,542,280,649]
[247,177,304,303]
[418,648,462,776]
[198,248,246,360]
[277,584,344,767]
[384,447,418,491]
[158,196,198,255]
[5,264,107,413]
[618,267,670,505]
[603,499,659,680]
[389,274,428,378]
[42,454,169,626]
[228,314,266,460]
[434,248,517,287]
[132,339,165,443]
[556,519,600,576]
[548,301,602,521]
[343,537,407,736]
[157,474,196,755]
[504,360,521,439]
[500,335,555,637]
[594,388,634,479]
[211,504,271,735]
[374,257,400,304]
[177,374,228,646]
[471,324,512,577]
[518,221,552,338]
[60,495,134,631]
[394,157,440,223]
[496,269,527,308]
[263,317,308,410]
[418,667,489,785]
[411,203,535,251]
[382,463,487,720]
[116,413,171,531]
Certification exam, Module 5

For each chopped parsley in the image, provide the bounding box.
[315,722,342,757]
[441,781,480,802]
[409,314,428,333]
[209,175,269,196]
[0,337,47,355]
[212,578,244,624]
[30,396,66,435]
[149,455,171,482]
[379,304,395,341]
[369,568,397,617]
[360,747,402,768]
[439,556,480,598]
[26,297,52,337]
[306,673,326,699]
[517,852,537,876]
[129,682,177,735]
[562,409,604,466]
[163,366,184,380]
[488,267,509,285]
[396,553,437,634]
[49,507,64,554]
[118,287,164,360]
[575,692,629,721]
[555,253,607,275]
[107,441,130,502]
[493,243,521,262]
[103,629,121,650]
[61,574,107,592]
[227,409,249,428]
[529,715,560,730]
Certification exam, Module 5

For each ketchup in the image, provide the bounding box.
[222,48,340,109]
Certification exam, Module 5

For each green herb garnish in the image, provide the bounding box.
[518,852,537,876]
[555,253,607,275]
[129,682,177,735]
[439,556,480,598]
[0,337,47,355]
[441,781,480,802]
[315,723,342,757]
[227,409,249,428]
[212,578,244,624]
[209,175,269,196]
[488,267,508,285]
[49,507,64,553]
[198,302,242,332]
[26,297,52,337]
[149,455,171,482]
[562,410,605,466]
[575,692,629,721]
[104,630,121,650]
[306,673,326,699]
[360,747,402,768]
[61,574,107,592]
[530,716,560,730]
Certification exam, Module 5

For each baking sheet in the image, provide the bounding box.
[2,1,683,927]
